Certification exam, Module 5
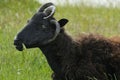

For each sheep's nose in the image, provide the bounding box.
[14,36,23,51]
[14,36,21,45]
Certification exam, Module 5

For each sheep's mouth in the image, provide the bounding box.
[14,41,31,51]
[14,40,38,51]
[14,40,24,51]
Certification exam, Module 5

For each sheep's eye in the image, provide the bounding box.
[42,25,47,29]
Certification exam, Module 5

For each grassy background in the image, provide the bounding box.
[0,0,120,80]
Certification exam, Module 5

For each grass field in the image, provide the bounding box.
[0,0,120,80]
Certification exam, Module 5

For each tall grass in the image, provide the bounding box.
[0,1,52,80]
[0,0,119,80]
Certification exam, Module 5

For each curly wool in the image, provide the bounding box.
[40,32,120,80]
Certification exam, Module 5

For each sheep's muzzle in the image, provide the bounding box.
[14,39,23,51]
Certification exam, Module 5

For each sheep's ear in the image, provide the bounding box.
[58,19,69,27]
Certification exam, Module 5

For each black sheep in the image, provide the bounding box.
[14,3,120,80]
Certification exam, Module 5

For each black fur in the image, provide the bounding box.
[14,3,120,80]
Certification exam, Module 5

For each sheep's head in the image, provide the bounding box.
[14,3,68,51]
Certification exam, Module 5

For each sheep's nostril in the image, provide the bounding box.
[14,39,20,45]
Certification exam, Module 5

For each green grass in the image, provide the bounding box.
[0,0,120,80]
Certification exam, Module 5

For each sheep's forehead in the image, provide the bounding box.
[31,12,45,21]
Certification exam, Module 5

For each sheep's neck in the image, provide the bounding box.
[39,32,73,75]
